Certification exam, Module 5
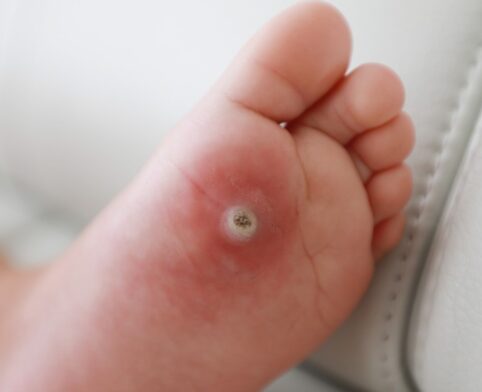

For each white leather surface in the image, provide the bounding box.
[2,0,482,391]
[407,107,482,391]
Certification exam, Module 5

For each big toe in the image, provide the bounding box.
[210,1,352,122]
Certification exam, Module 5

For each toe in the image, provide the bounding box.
[372,213,406,259]
[349,112,415,179]
[367,164,412,223]
[213,2,352,122]
[292,63,405,144]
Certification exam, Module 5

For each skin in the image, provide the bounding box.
[0,2,414,391]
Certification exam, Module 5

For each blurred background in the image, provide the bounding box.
[0,0,303,268]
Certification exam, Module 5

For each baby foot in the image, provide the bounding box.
[0,2,413,391]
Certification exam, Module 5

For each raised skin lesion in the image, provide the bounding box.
[225,206,258,241]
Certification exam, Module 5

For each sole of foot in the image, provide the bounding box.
[0,2,413,391]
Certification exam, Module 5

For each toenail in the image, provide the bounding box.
[224,206,258,241]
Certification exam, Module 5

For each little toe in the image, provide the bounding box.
[367,164,412,223]
[372,213,406,259]
[291,63,405,144]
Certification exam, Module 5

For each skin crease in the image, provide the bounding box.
[0,2,415,391]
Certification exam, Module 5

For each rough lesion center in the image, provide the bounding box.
[233,211,253,229]
[225,206,258,241]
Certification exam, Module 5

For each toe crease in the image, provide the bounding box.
[332,99,363,143]
[252,58,309,113]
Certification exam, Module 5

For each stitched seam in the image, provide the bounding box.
[379,42,482,391]
[411,108,482,385]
